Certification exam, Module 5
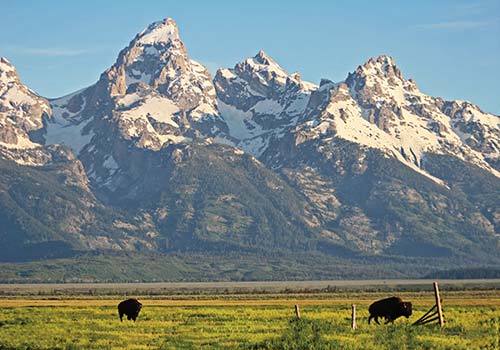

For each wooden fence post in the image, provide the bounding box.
[433,282,445,327]
[351,304,357,330]
[295,304,301,319]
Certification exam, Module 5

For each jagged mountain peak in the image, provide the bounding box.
[364,54,396,69]
[43,18,223,190]
[135,18,180,46]
[0,57,19,83]
[234,50,290,87]
[216,50,318,94]
[0,57,51,156]
[300,53,500,180]
[253,50,276,65]
[344,54,422,109]
[2,21,500,280]
[98,17,198,98]
[214,51,317,157]
[351,54,405,84]
[375,54,395,65]
[0,56,14,70]
[73,17,218,121]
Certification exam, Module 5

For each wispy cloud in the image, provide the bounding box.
[1,47,89,57]
[413,19,496,30]
[453,3,485,16]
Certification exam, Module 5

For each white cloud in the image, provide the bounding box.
[413,20,495,30]
[1,47,89,57]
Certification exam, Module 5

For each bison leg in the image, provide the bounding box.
[384,317,394,324]
[368,315,373,324]
[119,312,124,322]
[375,316,380,325]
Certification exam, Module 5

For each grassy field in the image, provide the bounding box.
[1,290,499,350]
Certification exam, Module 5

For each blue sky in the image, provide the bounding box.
[1,0,499,114]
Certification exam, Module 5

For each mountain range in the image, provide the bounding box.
[0,18,499,282]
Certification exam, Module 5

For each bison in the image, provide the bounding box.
[368,296,412,324]
[118,298,142,322]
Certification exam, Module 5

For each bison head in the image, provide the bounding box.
[401,301,412,318]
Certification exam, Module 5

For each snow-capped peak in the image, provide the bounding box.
[345,54,418,108]
[375,54,395,66]
[0,57,51,155]
[237,50,290,86]
[0,57,14,71]
[0,57,18,83]
[214,50,318,157]
[45,17,221,165]
[352,54,405,84]
[135,18,180,46]
[96,17,216,108]
[298,54,500,181]
[254,50,277,65]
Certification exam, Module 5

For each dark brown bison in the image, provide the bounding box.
[368,296,412,324]
[118,298,142,322]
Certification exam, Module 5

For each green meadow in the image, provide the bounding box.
[0,292,499,350]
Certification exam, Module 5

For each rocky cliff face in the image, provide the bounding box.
[0,18,499,279]
[42,19,229,200]
[344,55,499,175]
[260,55,500,182]
[3,20,498,186]
[0,57,52,165]
[214,50,316,157]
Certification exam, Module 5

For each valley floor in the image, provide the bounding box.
[0,289,499,349]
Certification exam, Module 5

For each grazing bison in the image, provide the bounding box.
[368,296,412,324]
[118,298,142,322]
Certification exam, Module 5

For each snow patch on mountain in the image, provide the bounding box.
[2,19,499,191]
[314,55,500,178]
[136,18,179,45]
[45,118,94,155]
[214,51,317,156]
[119,95,180,127]
[103,154,119,173]
[218,101,260,139]
[50,89,87,122]
[0,57,51,153]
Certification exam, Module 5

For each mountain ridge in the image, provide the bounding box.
[0,18,499,281]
